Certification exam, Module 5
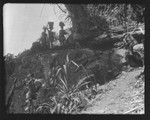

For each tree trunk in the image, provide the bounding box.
[64,4,120,50]
[65,5,88,32]
[65,4,96,40]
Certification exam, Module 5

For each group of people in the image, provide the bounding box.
[40,21,68,49]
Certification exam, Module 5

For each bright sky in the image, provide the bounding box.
[3,3,71,56]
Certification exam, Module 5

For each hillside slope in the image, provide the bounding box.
[81,67,144,114]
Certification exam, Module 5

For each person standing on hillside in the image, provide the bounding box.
[47,22,55,49]
[40,26,48,49]
[59,22,67,46]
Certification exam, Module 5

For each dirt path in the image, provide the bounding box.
[81,68,144,114]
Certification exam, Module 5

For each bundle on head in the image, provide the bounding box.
[59,22,65,27]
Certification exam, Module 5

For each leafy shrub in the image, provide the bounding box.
[32,53,93,114]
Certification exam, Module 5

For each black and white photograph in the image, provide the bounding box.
[3,4,145,114]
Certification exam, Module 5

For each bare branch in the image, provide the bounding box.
[57,4,67,14]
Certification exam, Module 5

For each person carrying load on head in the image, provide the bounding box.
[46,22,55,49]
[59,22,67,46]
[40,26,48,49]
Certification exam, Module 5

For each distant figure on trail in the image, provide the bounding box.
[59,22,67,46]
[40,26,48,48]
[47,22,55,49]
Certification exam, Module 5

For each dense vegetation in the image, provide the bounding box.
[4,4,144,114]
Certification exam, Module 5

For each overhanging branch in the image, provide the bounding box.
[57,4,67,14]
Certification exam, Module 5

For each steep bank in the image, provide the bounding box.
[81,67,144,114]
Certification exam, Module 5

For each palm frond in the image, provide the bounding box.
[71,60,80,68]
[58,75,68,91]
[57,84,66,92]
[56,67,62,76]
[73,81,91,93]
[75,74,93,88]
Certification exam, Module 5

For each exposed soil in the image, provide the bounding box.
[81,67,144,114]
